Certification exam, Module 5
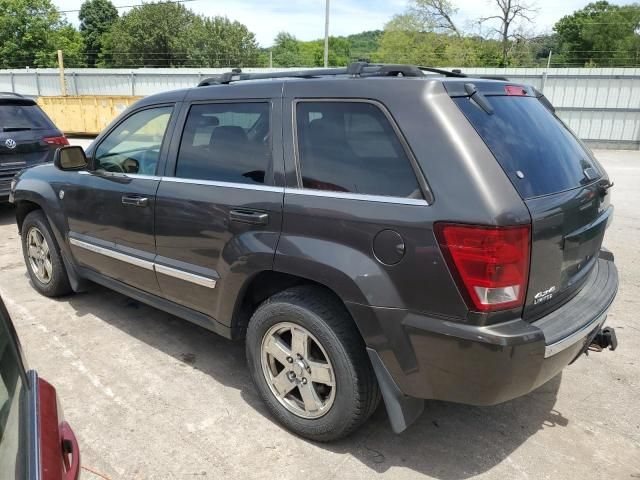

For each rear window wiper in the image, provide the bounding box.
[464,83,494,115]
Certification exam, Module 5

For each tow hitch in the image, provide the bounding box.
[589,327,618,352]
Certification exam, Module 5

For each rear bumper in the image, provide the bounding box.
[355,253,618,409]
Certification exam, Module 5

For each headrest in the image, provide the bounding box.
[210,126,247,144]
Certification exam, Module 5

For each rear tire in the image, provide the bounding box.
[246,286,380,442]
[21,210,72,297]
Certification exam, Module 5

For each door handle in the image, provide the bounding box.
[229,209,269,225]
[122,195,149,207]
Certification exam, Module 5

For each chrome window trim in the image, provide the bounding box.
[154,264,217,289]
[70,238,155,270]
[69,237,218,289]
[544,311,608,358]
[284,188,428,206]
[78,171,162,181]
[78,172,427,201]
[160,177,284,193]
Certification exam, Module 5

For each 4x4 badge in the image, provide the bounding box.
[534,286,557,305]
[4,138,16,149]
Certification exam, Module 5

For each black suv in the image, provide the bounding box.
[9,64,618,441]
[0,93,68,201]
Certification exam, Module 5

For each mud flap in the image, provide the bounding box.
[367,347,425,433]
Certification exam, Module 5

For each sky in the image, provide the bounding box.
[53,0,638,47]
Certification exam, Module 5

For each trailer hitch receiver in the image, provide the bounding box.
[589,327,618,352]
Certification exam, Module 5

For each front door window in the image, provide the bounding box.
[94,106,173,175]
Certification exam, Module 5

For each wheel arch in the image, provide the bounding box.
[15,199,42,232]
[231,271,363,341]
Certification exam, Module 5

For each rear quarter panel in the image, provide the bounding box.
[277,79,530,325]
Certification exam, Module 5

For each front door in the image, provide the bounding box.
[64,105,176,295]
[154,94,283,323]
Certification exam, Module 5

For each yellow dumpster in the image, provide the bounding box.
[37,96,143,136]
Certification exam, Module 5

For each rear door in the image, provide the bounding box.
[154,85,284,323]
[452,86,612,320]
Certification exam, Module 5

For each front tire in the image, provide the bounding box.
[21,210,72,297]
[246,286,379,442]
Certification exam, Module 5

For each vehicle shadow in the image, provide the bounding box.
[0,204,16,227]
[62,286,567,479]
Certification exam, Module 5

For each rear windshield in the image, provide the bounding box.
[0,103,53,131]
[454,96,601,199]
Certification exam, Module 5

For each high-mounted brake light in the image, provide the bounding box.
[43,136,69,146]
[504,85,528,96]
[435,224,531,312]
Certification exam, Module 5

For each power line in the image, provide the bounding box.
[57,0,197,14]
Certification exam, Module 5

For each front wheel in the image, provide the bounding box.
[246,286,379,442]
[21,210,72,297]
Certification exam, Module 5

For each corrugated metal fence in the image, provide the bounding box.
[1,67,639,149]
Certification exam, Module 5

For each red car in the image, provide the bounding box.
[0,296,79,479]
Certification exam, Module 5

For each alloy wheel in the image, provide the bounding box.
[26,227,53,284]
[261,322,336,419]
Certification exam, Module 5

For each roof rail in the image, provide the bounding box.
[196,62,507,87]
[0,92,25,98]
[197,62,479,87]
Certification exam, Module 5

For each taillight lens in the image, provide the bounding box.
[43,136,69,146]
[435,223,530,312]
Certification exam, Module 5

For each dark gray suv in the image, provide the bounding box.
[9,64,618,441]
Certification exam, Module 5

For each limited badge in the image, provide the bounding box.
[534,286,556,305]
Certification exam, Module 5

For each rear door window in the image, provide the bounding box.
[175,102,271,185]
[0,103,53,131]
[454,96,601,199]
[295,101,423,199]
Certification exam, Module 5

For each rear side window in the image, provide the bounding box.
[295,102,423,199]
[0,103,53,131]
[176,102,271,185]
[454,96,601,199]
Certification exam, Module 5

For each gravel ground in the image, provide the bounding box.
[0,147,638,479]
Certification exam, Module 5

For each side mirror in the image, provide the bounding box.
[53,146,88,171]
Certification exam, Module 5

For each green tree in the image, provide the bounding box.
[554,1,640,66]
[272,32,302,67]
[191,16,261,67]
[374,14,449,66]
[0,0,84,68]
[100,2,199,67]
[346,30,383,61]
[79,0,118,67]
[100,2,260,67]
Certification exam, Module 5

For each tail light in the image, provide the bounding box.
[504,85,528,96]
[435,223,530,312]
[43,136,69,146]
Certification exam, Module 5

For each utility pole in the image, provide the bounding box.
[57,50,67,96]
[323,0,330,68]
[269,50,273,69]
